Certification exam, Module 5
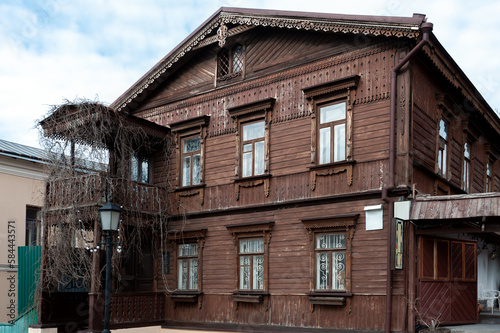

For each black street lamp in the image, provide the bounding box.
[99,198,121,333]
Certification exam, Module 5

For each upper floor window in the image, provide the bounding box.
[303,75,359,167]
[462,142,471,192]
[170,115,210,189]
[242,121,265,177]
[485,162,492,192]
[182,135,201,186]
[319,102,346,164]
[437,119,448,178]
[218,44,244,80]
[131,154,150,183]
[228,98,275,180]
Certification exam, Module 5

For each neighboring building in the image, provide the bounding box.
[37,8,500,333]
[0,139,46,323]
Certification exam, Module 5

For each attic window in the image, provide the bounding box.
[218,44,244,81]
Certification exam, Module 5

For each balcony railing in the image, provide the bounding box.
[46,173,166,215]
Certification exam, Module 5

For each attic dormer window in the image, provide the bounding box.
[218,44,244,81]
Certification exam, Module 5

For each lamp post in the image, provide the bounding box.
[99,198,121,333]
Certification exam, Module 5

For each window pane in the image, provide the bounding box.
[316,253,329,289]
[141,159,149,183]
[240,238,264,253]
[243,121,265,141]
[189,259,198,290]
[317,234,346,249]
[218,49,230,76]
[333,252,346,290]
[240,256,251,289]
[243,143,252,152]
[442,144,447,176]
[178,259,187,290]
[487,163,491,176]
[242,151,252,177]
[464,142,470,159]
[183,136,201,153]
[320,103,346,124]
[233,45,243,73]
[334,123,345,162]
[439,119,447,140]
[253,255,264,290]
[131,155,139,181]
[182,156,191,186]
[192,154,201,185]
[179,243,198,256]
[254,140,265,175]
[319,127,331,164]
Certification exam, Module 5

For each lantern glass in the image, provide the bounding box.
[99,201,121,231]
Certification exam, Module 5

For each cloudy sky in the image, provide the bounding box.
[1,0,499,148]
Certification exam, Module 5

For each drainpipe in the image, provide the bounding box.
[384,21,433,333]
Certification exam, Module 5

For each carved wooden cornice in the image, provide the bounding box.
[114,8,419,113]
[303,75,360,99]
[225,221,275,246]
[301,213,359,242]
[228,98,275,119]
[170,115,210,133]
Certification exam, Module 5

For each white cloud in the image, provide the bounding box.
[1,0,499,148]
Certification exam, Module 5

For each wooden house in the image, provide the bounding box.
[37,8,500,333]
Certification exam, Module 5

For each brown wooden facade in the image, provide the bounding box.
[40,8,500,333]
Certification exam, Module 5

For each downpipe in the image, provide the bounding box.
[385,21,433,333]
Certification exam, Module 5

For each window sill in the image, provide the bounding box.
[308,160,355,171]
[174,183,206,192]
[171,291,202,303]
[308,292,352,306]
[234,173,272,183]
[232,291,269,303]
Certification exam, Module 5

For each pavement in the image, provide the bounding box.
[440,310,500,333]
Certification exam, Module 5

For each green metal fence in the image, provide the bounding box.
[18,246,41,315]
[0,246,42,332]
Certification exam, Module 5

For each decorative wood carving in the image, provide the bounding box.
[115,5,417,113]
[234,178,270,200]
[310,163,353,191]
[216,22,228,47]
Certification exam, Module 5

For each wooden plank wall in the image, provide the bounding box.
[159,200,407,331]
[411,59,500,196]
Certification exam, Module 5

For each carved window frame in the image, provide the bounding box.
[226,221,274,304]
[435,94,457,182]
[170,115,210,190]
[228,98,276,184]
[303,76,359,190]
[168,229,207,306]
[485,144,498,192]
[461,121,478,193]
[301,214,358,309]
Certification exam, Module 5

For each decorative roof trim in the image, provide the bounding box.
[113,9,423,112]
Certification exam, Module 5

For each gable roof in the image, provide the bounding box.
[111,7,427,113]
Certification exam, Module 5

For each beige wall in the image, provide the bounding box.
[0,155,45,323]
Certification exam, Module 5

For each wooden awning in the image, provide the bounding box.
[410,193,500,235]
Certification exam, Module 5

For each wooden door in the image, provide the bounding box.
[418,236,478,325]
